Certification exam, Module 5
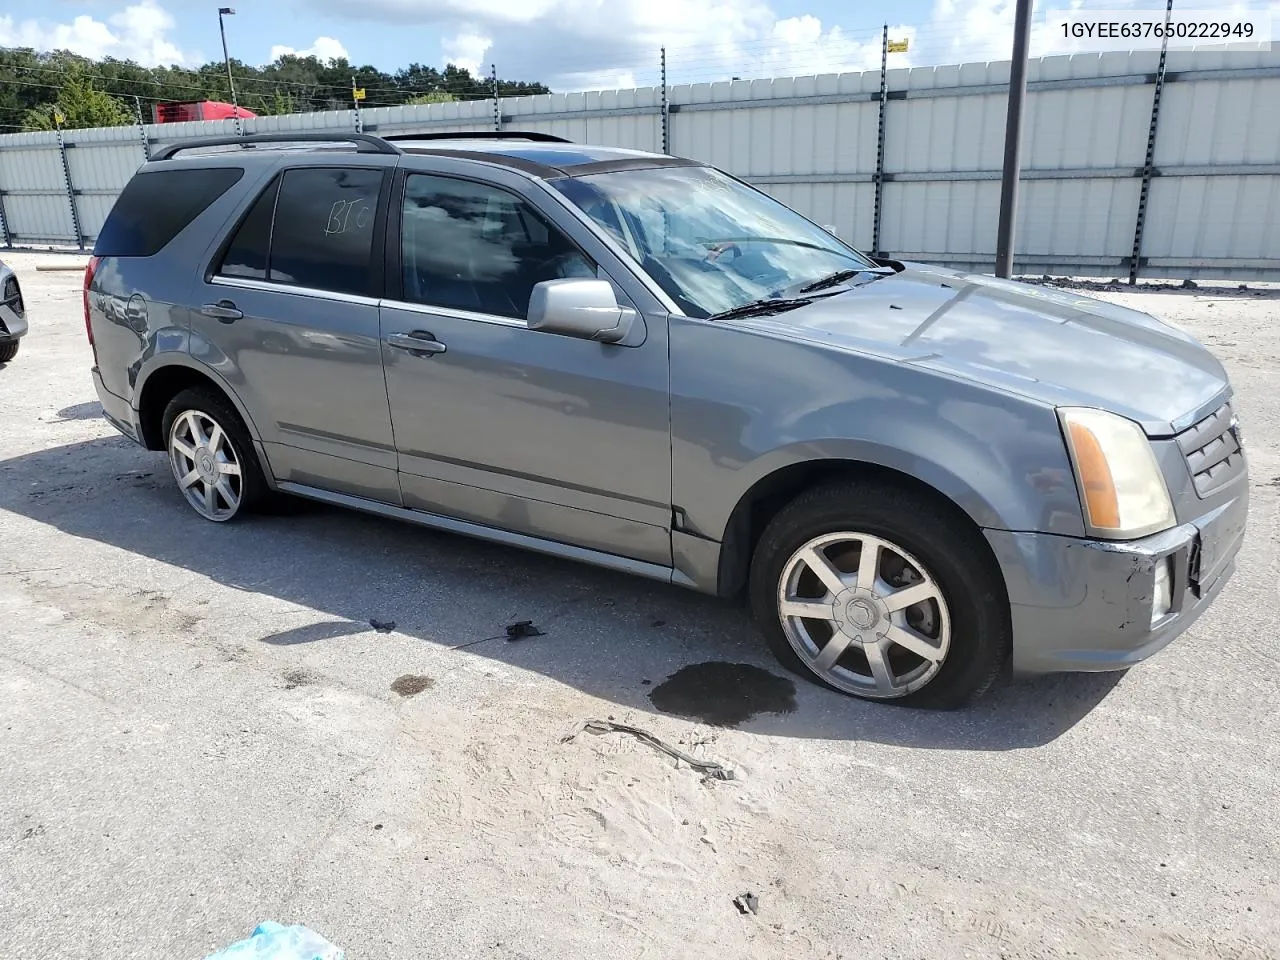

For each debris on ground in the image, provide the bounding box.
[733,892,759,915]
[369,619,397,633]
[561,718,736,781]
[204,921,344,959]
[390,674,434,697]
[504,619,544,641]
[451,619,546,650]
[34,262,91,272]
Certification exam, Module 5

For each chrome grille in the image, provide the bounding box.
[1177,402,1244,498]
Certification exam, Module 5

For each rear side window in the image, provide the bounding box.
[216,167,383,297]
[220,175,279,280]
[95,167,243,257]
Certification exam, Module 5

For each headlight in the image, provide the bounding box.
[1058,407,1176,539]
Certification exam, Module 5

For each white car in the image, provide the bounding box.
[0,257,27,363]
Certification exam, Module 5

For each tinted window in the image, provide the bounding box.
[269,167,383,296]
[401,174,595,319]
[95,167,243,257]
[219,175,279,280]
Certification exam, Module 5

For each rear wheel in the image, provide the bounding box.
[0,340,18,363]
[162,387,267,522]
[748,481,1010,709]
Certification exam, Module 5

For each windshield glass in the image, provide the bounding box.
[552,165,877,318]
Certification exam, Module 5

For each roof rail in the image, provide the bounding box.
[381,131,572,143]
[151,132,403,161]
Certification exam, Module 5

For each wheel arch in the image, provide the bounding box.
[714,453,1007,602]
[135,357,263,452]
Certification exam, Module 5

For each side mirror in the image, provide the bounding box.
[527,279,634,344]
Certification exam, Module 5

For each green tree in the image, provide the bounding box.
[405,91,456,105]
[254,89,297,116]
[0,45,550,131]
[21,77,133,131]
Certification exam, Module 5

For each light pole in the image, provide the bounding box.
[994,0,1033,278]
[217,7,242,135]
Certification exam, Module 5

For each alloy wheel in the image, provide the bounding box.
[168,409,243,522]
[776,531,952,699]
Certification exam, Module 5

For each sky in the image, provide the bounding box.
[0,0,1273,91]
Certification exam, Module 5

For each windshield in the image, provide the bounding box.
[552,165,877,318]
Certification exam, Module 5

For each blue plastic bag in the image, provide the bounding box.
[203,921,344,960]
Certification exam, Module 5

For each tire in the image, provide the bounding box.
[0,340,18,363]
[748,480,1010,709]
[161,387,268,522]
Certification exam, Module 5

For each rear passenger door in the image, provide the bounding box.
[192,160,401,504]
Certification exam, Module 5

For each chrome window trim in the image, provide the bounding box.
[378,298,528,329]
[210,274,380,307]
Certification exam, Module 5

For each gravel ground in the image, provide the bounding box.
[2,250,1278,960]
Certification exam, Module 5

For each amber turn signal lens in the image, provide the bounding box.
[1066,420,1121,530]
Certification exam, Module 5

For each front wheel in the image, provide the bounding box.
[0,340,18,363]
[748,481,1010,709]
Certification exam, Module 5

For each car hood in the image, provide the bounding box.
[735,262,1229,436]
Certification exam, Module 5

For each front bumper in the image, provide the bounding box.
[986,488,1248,674]
[0,303,27,342]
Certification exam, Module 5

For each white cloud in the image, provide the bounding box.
[298,0,921,90]
[909,0,1093,65]
[285,0,1280,93]
[440,31,492,77]
[0,0,197,67]
[269,36,351,63]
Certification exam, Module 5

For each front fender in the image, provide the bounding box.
[670,317,1086,548]
[739,395,1083,536]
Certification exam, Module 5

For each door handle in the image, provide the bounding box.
[387,331,447,357]
[201,300,243,322]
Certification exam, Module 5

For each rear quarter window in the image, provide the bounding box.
[94,167,244,257]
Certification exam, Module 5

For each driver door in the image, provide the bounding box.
[379,169,673,566]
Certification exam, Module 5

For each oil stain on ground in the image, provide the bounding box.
[281,668,313,690]
[391,674,435,697]
[648,662,797,727]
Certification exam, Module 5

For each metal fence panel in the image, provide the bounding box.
[1,49,1278,280]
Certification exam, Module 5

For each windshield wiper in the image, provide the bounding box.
[708,297,814,322]
[798,268,894,294]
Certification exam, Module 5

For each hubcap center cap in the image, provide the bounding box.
[832,588,887,640]
[196,447,218,483]
[845,599,876,629]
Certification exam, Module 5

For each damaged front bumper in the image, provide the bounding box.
[985,488,1248,674]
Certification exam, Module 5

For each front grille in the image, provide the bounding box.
[2,276,20,317]
[1177,402,1244,498]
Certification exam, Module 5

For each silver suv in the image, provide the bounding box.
[86,131,1248,708]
